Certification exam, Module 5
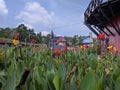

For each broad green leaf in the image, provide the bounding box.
[46,69,55,90]
[0,76,6,86]
[29,82,35,90]
[4,71,16,90]
[69,77,77,90]
[43,78,49,90]
[115,76,120,90]
[16,61,24,86]
[0,70,6,76]
[53,72,59,90]
[113,68,120,81]
[21,85,26,90]
[7,60,15,77]
[88,54,98,70]
[58,62,65,80]
[33,66,41,85]
[58,62,65,90]
[7,48,14,59]
[96,75,104,90]
[91,59,98,70]
[38,66,45,83]
[79,71,96,90]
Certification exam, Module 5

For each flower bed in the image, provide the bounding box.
[0,42,120,90]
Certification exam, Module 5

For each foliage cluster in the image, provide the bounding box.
[0,24,84,45]
[0,44,120,90]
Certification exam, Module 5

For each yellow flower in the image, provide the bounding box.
[113,47,116,52]
[0,49,4,61]
[107,45,117,53]
[80,45,85,50]
[12,39,19,45]
[80,45,83,49]
[107,45,113,50]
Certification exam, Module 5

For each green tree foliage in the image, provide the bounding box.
[0,24,83,45]
[16,24,35,42]
[0,28,14,38]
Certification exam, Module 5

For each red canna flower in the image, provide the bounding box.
[63,46,68,53]
[80,45,85,51]
[15,33,20,40]
[54,49,61,56]
[34,46,41,51]
[85,44,89,48]
[31,39,36,44]
[43,44,47,48]
[74,47,78,51]
[97,34,105,41]
[2,39,6,45]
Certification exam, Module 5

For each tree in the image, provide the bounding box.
[16,24,35,42]
[71,35,78,45]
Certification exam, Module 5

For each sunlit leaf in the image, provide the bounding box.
[53,72,59,90]
[58,62,66,90]
[4,71,16,90]
[0,75,6,86]
[96,75,104,90]
[113,68,120,81]
[16,61,24,86]
[115,76,120,90]
[79,71,96,90]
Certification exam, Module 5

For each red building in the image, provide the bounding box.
[84,0,120,53]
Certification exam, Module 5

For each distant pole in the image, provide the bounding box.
[51,30,54,52]
[25,38,27,47]
[51,30,54,64]
[89,33,93,47]
[29,34,31,42]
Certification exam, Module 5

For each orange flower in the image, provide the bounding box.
[34,46,41,51]
[31,39,36,44]
[63,46,68,52]
[12,39,19,46]
[15,33,20,40]
[107,45,113,50]
[85,44,89,48]
[107,45,117,54]
[97,34,105,41]
[80,45,86,50]
[54,49,61,56]
[2,39,6,45]
[74,47,78,51]
[113,47,116,52]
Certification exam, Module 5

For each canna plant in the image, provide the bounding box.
[0,40,120,90]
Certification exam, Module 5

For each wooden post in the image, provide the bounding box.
[89,33,93,47]
[51,31,54,65]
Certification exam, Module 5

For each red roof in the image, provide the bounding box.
[57,37,66,42]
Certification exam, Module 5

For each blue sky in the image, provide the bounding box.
[0,0,94,36]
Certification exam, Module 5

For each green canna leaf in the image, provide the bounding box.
[0,75,6,86]
[78,70,96,90]
[58,62,66,90]
[115,76,120,90]
[91,59,98,70]
[53,72,59,90]
[46,69,55,90]
[4,71,16,90]
[96,75,104,90]
[113,68,120,81]
[16,61,25,86]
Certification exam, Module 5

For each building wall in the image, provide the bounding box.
[104,16,120,53]
[108,35,120,53]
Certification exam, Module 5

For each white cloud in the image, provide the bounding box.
[17,22,34,30]
[81,14,84,20]
[0,0,8,17]
[16,2,55,26]
[41,31,50,36]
